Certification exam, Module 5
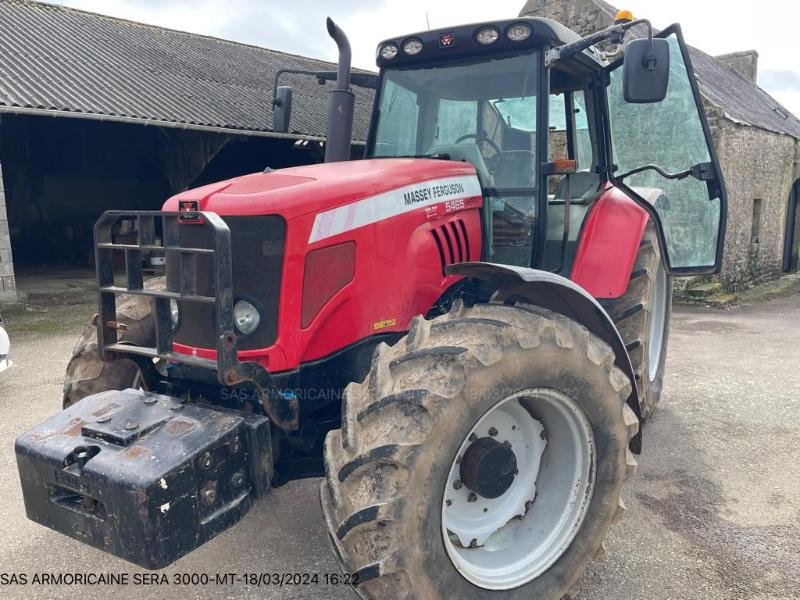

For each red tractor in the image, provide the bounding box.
[16,12,726,600]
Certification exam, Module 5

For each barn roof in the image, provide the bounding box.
[0,0,374,141]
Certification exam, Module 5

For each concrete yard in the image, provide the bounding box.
[0,287,798,600]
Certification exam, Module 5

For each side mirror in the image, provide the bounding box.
[623,38,670,103]
[273,86,293,133]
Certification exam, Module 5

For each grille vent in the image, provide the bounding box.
[431,218,471,275]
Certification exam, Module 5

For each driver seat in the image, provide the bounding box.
[426,143,494,187]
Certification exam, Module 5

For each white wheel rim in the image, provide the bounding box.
[441,388,595,590]
[648,261,668,382]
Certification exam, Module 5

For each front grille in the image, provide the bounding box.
[168,216,286,350]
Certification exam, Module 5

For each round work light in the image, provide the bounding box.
[507,23,532,42]
[476,26,500,45]
[233,300,261,335]
[403,38,423,55]
[380,43,399,60]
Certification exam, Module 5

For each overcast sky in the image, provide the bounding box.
[49,0,800,117]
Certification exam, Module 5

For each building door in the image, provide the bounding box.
[783,179,800,272]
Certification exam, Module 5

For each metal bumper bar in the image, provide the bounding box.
[93,210,298,430]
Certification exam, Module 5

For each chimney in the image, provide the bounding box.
[715,50,759,83]
[520,0,613,36]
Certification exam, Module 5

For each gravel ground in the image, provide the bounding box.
[0,292,798,600]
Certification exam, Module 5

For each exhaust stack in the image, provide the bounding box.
[324,18,355,163]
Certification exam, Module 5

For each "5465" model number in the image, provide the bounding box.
[445,198,465,212]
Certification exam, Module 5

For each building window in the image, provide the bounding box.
[751,198,762,244]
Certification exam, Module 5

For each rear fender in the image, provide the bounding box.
[570,186,650,299]
[446,261,642,452]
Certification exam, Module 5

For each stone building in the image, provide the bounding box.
[522,0,800,291]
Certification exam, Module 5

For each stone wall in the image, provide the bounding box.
[520,0,611,35]
[708,107,800,289]
[0,159,17,304]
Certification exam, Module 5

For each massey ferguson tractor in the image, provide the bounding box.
[16,11,726,600]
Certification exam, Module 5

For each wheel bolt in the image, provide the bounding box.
[200,452,213,470]
[446,499,453,507]
[483,507,488,513]
[502,440,512,448]
[200,483,217,506]
[488,427,498,437]
[468,433,477,442]
[453,480,463,490]
[467,492,477,503]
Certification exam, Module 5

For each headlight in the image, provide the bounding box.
[476,26,500,45]
[379,43,399,60]
[403,38,423,55]
[507,23,532,42]
[233,300,261,335]
[170,299,180,329]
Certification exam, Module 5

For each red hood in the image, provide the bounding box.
[163,159,480,220]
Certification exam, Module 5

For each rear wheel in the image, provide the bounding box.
[603,222,672,419]
[63,277,164,408]
[321,301,638,599]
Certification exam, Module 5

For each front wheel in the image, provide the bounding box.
[63,277,164,408]
[321,301,639,599]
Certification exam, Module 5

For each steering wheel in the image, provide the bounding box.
[491,150,537,188]
[454,133,502,157]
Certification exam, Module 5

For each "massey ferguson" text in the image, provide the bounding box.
[403,182,465,206]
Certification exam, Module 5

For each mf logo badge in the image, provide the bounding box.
[178,200,202,223]
[439,32,455,48]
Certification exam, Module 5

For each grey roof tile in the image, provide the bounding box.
[0,0,374,140]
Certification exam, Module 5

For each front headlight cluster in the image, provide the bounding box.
[233,300,261,336]
[169,298,261,337]
[170,299,180,329]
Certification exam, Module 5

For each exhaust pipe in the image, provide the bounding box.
[324,17,355,163]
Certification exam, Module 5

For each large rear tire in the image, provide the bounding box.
[602,222,672,419]
[62,277,164,408]
[321,301,638,600]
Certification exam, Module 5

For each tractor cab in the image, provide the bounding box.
[363,16,726,277]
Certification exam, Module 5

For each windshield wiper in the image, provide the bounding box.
[615,162,715,182]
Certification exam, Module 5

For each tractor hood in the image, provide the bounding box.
[163,159,481,221]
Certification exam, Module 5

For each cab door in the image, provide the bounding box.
[605,25,727,274]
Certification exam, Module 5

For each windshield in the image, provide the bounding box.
[368,52,539,191]
[368,52,541,267]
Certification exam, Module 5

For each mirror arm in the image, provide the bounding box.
[271,69,378,107]
[615,162,716,183]
[615,164,692,181]
[545,18,653,67]
[272,68,333,107]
